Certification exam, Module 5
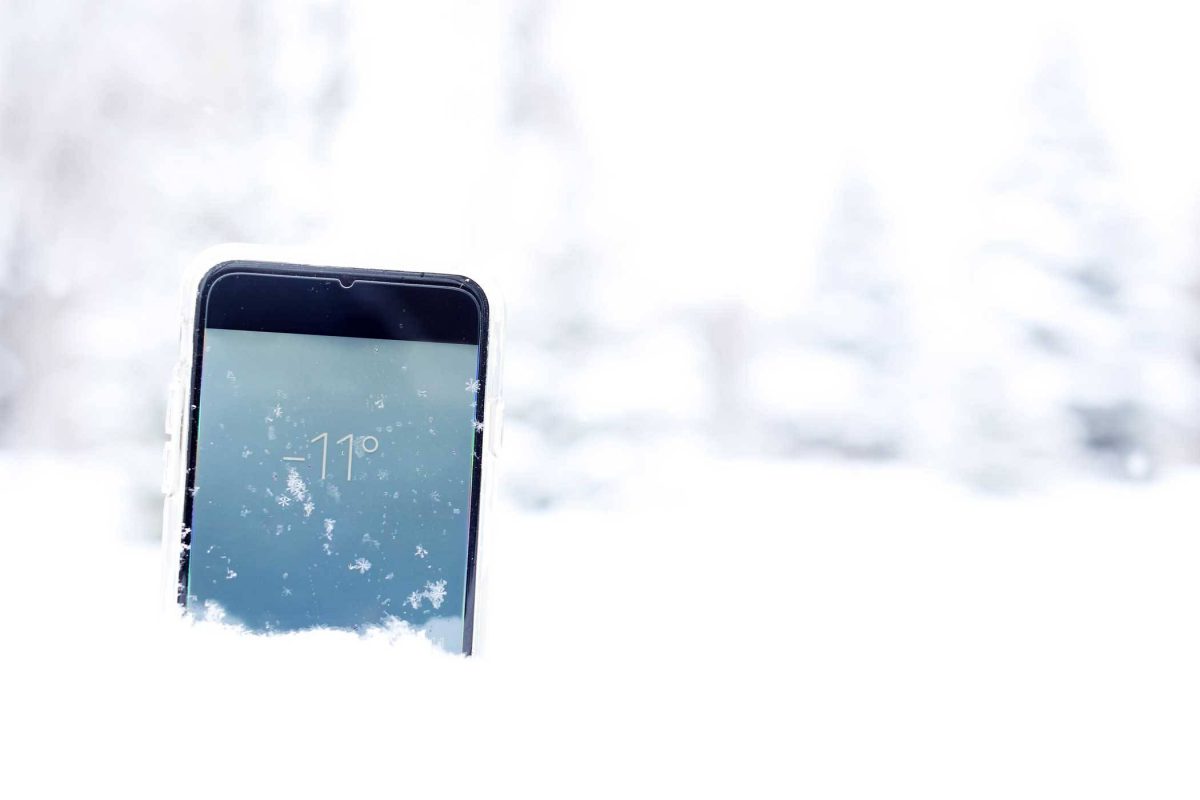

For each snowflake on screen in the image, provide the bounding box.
[225,568,238,580]
[472,419,485,433]
[414,545,428,559]
[348,558,372,574]
[424,580,447,608]
[405,579,448,610]
[302,500,315,517]
[276,494,291,508]
[272,404,283,418]
[465,378,481,393]
[323,518,336,540]
[429,490,441,502]
[286,467,309,502]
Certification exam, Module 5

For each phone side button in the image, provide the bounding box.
[487,399,504,456]
[161,440,178,495]
[165,374,181,436]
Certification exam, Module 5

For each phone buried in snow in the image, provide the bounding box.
[161,252,500,654]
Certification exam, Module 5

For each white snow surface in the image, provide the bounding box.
[1,452,1198,796]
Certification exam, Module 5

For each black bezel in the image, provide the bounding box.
[177,260,490,654]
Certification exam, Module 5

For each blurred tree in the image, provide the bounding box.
[0,1,348,506]
[957,49,1194,485]
[759,174,909,458]
[500,0,609,507]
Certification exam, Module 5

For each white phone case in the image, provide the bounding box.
[160,244,505,653]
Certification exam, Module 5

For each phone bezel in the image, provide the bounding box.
[177,259,491,654]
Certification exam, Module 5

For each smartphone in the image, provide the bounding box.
[161,249,501,654]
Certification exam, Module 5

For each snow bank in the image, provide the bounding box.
[2,452,1198,796]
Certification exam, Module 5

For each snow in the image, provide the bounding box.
[3,2,1200,795]
[2,452,1199,796]
[405,579,448,611]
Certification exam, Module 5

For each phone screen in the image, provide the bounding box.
[180,265,487,653]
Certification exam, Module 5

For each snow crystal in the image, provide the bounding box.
[405,579,448,610]
[225,568,238,580]
[323,518,336,539]
[348,558,372,574]
[473,419,485,433]
[424,580,447,609]
[415,545,428,558]
[465,378,481,393]
[276,494,291,507]
[286,467,307,499]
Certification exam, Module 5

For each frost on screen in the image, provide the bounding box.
[185,329,481,653]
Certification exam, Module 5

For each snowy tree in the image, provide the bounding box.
[500,0,612,507]
[951,49,1189,485]
[0,1,348,496]
[755,174,908,458]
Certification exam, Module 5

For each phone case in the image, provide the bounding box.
[160,244,505,654]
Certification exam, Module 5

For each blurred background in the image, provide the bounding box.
[3,1,1200,795]
[4,1,1200,506]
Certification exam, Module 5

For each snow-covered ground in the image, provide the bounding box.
[2,451,1197,796]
